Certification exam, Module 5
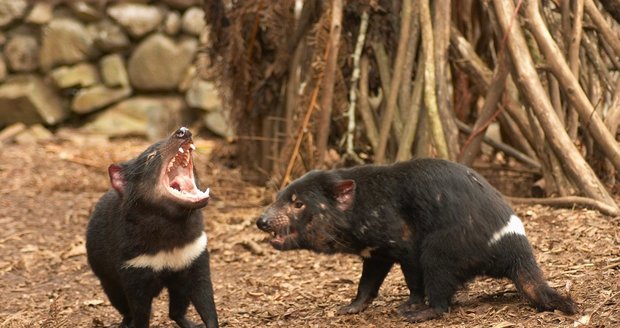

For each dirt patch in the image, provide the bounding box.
[0,134,618,327]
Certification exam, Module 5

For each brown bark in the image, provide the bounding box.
[420,0,449,159]
[371,41,404,139]
[525,0,620,173]
[456,120,541,169]
[375,0,413,163]
[565,0,584,139]
[449,26,537,154]
[396,58,425,161]
[316,0,343,167]
[398,0,421,120]
[584,0,620,59]
[433,0,459,160]
[492,0,617,207]
[458,44,510,166]
[358,55,379,150]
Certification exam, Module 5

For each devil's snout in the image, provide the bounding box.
[256,216,270,231]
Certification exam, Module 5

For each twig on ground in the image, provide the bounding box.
[508,196,619,217]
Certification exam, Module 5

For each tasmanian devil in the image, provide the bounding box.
[86,127,218,328]
[256,159,576,322]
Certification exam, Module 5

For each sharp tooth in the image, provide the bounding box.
[190,144,196,150]
[171,157,176,163]
[179,147,184,153]
[204,188,210,196]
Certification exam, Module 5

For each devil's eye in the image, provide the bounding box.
[294,201,304,209]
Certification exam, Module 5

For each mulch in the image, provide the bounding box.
[0,133,618,327]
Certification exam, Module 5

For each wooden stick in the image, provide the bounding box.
[582,33,613,93]
[316,0,343,167]
[344,11,369,162]
[492,0,617,208]
[358,55,379,150]
[374,0,414,164]
[584,0,620,59]
[456,120,541,170]
[420,0,449,160]
[396,57,425,162]
[508,196,619,217]
[398,0,421,120]
[450,26,537,156]
[525,0,620,173]
[565,0,584,139]
[459,0,520,166]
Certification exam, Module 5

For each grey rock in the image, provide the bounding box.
[0,75,68,125]
[100,54,129,88]
[72,85,131,114]
[5,34,39,72]
[163,11,181,35]
[186,79,221,112]
[25,2,54,25]
[40,18,97,71]
[50,63,99,89]
[89,19,130,52]
[107,3,164,38]
[204,110,233,139]
[162,0,200,9]
[181,7,205,36]
[128,34,197,91]
[82,96,186,140]
[0,0,28,27]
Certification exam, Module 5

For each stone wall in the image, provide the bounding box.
[0,0,229,141]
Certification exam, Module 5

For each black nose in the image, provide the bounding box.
[175,127,192,139]
[256,216,270,231]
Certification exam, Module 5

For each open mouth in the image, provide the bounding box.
[160,141,210,206]
[269,227,299,250]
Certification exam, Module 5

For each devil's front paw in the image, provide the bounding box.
[401,306,442,322]
[397,293,426,313]
[337,298,372,315]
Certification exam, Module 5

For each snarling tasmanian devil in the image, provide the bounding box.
[86,127,218,328]
[256,159,577,322]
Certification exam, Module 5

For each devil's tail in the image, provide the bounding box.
[510,256,577,315]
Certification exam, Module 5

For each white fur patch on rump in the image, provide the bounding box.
[488,214,526,246]
[123,232,207,271]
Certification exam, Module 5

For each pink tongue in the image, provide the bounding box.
[171,176,194,192]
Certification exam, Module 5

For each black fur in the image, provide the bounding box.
[257,159,576,322]
[86,127,218,328]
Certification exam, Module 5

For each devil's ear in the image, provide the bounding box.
[334,179,356,211]
[108,164,126,194]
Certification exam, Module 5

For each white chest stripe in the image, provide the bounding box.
[123,232,207,272]
[488,215,526,246]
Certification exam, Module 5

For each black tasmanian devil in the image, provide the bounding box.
[86,127,218,328]
[256,159,577,322]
